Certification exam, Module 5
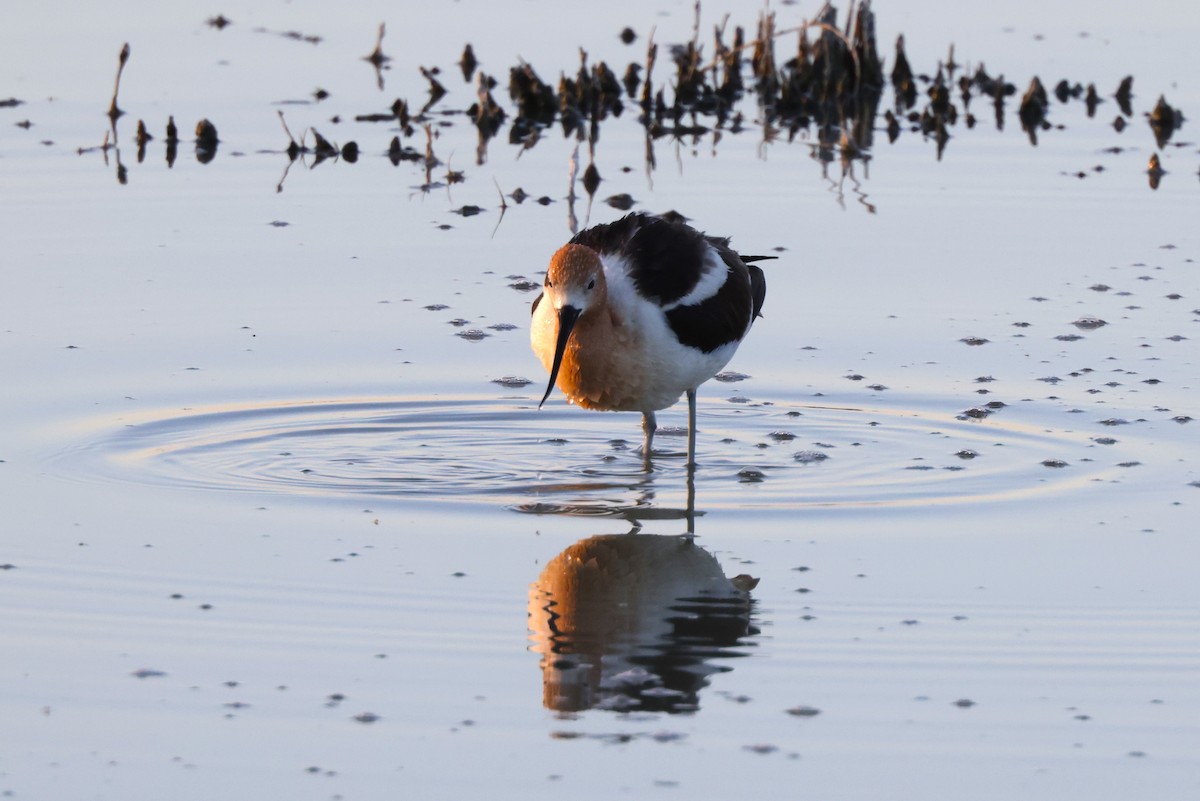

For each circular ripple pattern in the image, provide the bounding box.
[57,396,1130,515]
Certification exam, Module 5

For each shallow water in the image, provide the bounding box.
[3,1,1200,799]
[51,392,1181,513]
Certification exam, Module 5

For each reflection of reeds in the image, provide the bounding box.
[363,22,389,91]
[134,120,151,163]
[80,2,1183,193]
[1149,95,1182,149]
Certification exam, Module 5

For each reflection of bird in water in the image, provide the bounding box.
[528,533,758,713]
[531,212,768,467]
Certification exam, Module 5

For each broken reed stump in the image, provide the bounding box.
[108,43,130,123]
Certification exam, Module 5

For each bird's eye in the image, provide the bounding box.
[546,278,554,288]
[587,277,596,290]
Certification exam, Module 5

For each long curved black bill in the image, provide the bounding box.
[539,305,581,408]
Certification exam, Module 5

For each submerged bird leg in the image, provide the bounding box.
[684,460,696,537]
[686,388,697,468]
[641,411,658,460]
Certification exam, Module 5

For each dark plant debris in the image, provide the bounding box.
[74,2,1188,195]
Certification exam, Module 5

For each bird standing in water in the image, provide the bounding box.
[531,212,768,467]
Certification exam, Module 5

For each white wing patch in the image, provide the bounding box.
[660,246,727,312]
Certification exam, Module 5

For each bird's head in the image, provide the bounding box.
[543,243,606,314]
[539,244,606,408]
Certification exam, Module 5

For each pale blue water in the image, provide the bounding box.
[2,1,1199,799]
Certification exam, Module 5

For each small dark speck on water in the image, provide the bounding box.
[786,705,821,717]
[353,712,380,724]
[605,193,636,210]
[424,304,450,311]
[549,731,583,740]
[451,571,467,577]
[131,668,167,679]
[953,698,977,708]
[492,376,532,388]
[960,337,989,346]
[456,329,490,341]
[268,220,290,227]
[1041,459,1069,468]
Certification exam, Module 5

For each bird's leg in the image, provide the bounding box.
[641,411,657,463]
[686,388,697,469]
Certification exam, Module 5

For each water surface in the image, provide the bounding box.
[2,1,1198,799]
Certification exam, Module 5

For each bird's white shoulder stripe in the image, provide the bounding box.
[660,246,727,312]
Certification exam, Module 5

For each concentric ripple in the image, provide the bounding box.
[53,395,1139,514]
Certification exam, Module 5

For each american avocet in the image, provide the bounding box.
[531,212,768,467]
